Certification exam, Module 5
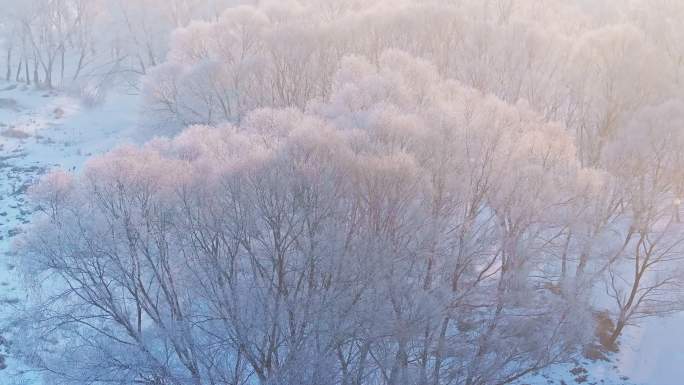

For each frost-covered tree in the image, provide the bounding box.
[599,100,684,347]
[16,51,595,385]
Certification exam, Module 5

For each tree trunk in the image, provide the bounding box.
[60,47,65,85]
[431,316,450,385]
[25,59,30,85]
[33,57,39,86]
[5,47,11,81]
[72,50,86,81]
[15,56,22,82]
[607,316,626,350]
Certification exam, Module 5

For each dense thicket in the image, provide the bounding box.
[6,1,684,385]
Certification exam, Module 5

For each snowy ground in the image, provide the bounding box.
[515,360,633,385]
[0,82,139,384]
[0,82,678,385]
[515,312,684,384]
[516,321,684,385]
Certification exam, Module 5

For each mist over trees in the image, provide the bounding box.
[0,0,240,95]
[3,1,684,385]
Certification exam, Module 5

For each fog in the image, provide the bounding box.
[0,1,682,384]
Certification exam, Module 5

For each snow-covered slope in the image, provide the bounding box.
[0,82,139,384]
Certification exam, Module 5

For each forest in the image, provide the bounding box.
[1,1,684,384]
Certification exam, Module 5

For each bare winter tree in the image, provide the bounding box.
[599,101,684,347]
